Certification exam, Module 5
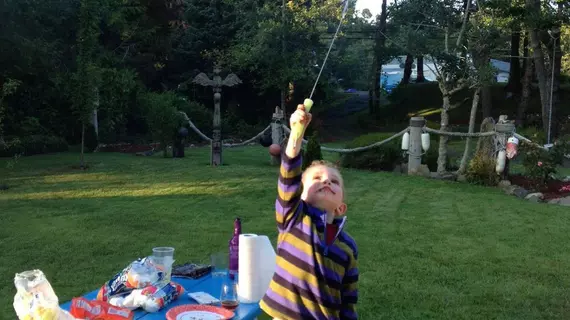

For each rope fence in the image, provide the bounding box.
[281,125,410,153]
[179,111,567,159]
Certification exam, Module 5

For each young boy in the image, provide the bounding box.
[260,104,359,320]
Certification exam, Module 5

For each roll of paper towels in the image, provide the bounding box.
[237,234,277,303]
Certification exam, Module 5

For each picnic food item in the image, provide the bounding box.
[97,257,162,302]
[237,233,276,303]
[165,305,235,320]
[69,298,133,320]
[13,270,77,320]
[171,263,212,279]
[119,281,184,313]
[228,217,241,279]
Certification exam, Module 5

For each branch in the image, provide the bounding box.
[455,0,472,49]
[448,80,468,95]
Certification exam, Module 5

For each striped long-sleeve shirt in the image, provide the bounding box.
[260,152,359,320]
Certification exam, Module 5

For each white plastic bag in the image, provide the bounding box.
[13,270,78,320]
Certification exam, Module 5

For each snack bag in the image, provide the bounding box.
[69,297,133,320]
[119,282,184,313]
[97,257,162,302]
[13,270,77,320]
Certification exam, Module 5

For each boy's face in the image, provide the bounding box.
[302,165,347,217]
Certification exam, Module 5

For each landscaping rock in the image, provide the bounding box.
[392,164,403,174]
[457,174,467,182]
[498,180,511,188]
[512,187,530,199]
[525,193,543,203]
[430,172,455,180]
[410,164,430,178]
[560,196,570,206]
[548,198,561,205]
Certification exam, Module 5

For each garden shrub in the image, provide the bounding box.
[341,132,403,171]
[303,131,323,170]
[519,136,570,186]
[0,135,68,157]
[465,152,500,186]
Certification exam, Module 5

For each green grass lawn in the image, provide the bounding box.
[2,146,570,319]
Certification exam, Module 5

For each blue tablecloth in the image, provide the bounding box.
[60,274,261,320]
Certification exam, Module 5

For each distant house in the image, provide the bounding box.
[381,55,510,93]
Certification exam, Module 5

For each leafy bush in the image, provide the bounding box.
[0,135,68,157]
[140,91,184,157]
[341,132,403,171]
[465,153,500,186]
[520,136,570,185]
[303,131,323,170]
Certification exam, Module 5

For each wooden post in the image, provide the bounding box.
[192,62,242,166]
[271,106,284,165]
[408,116,425,174]
[495,115,515,180]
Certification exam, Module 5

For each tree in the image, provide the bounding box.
[0,79,21,146]
[72,0,102,168]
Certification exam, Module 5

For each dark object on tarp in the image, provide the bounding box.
[172,263,213,279]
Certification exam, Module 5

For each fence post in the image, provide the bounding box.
[494,115,515,180]
[271,106,284,165]
[408,116,425,174]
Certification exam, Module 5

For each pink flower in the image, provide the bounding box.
[560,185,570,192]
[537,161,543,167]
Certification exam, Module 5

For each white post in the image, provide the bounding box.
[408,117,424,174]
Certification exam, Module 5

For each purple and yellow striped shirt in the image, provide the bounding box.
[260,153,359,320]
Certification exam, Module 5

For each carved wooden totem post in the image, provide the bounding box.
[193,62,242,166]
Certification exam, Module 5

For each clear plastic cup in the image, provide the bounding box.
[211,252,227,277]
[152,247,175,282]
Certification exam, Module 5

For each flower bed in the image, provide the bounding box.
[509,174,570,200]
[97,143,161,153]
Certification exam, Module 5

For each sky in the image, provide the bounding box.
[355,0,381,18]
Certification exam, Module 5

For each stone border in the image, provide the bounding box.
[498,180,570,207]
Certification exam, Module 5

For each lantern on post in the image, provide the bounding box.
[401,132,410,150]
[421,132,430,152]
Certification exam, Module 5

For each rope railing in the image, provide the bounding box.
[223,125,271,148]
[179,111,270,148]
[282,125,410,153]
[423,126,496,137]
[179,110,568,159]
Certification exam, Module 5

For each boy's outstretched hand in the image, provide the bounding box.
[286,104,312,158]
[290,104,312,131]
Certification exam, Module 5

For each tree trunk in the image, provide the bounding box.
[80,123,85,169]
[507,29,522,95]
[373,0,388,113]
[437,94,451,174]
[481,86,492,119]
[526,0,550,135]
[517,44,533,126]
[546,4,563,141]
[457,88,481,174]
[402,54,413,84]
[416,56,425,82]
[370,55,377,114]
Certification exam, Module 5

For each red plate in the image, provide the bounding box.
[166,304,235,320]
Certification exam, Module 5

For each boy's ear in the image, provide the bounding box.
[335,203,347,216]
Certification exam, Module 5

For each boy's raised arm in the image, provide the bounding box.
[275,105,311,231]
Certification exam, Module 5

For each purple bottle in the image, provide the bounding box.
[228,218,241,279]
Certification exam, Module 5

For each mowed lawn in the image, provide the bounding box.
[2,146,570,319]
